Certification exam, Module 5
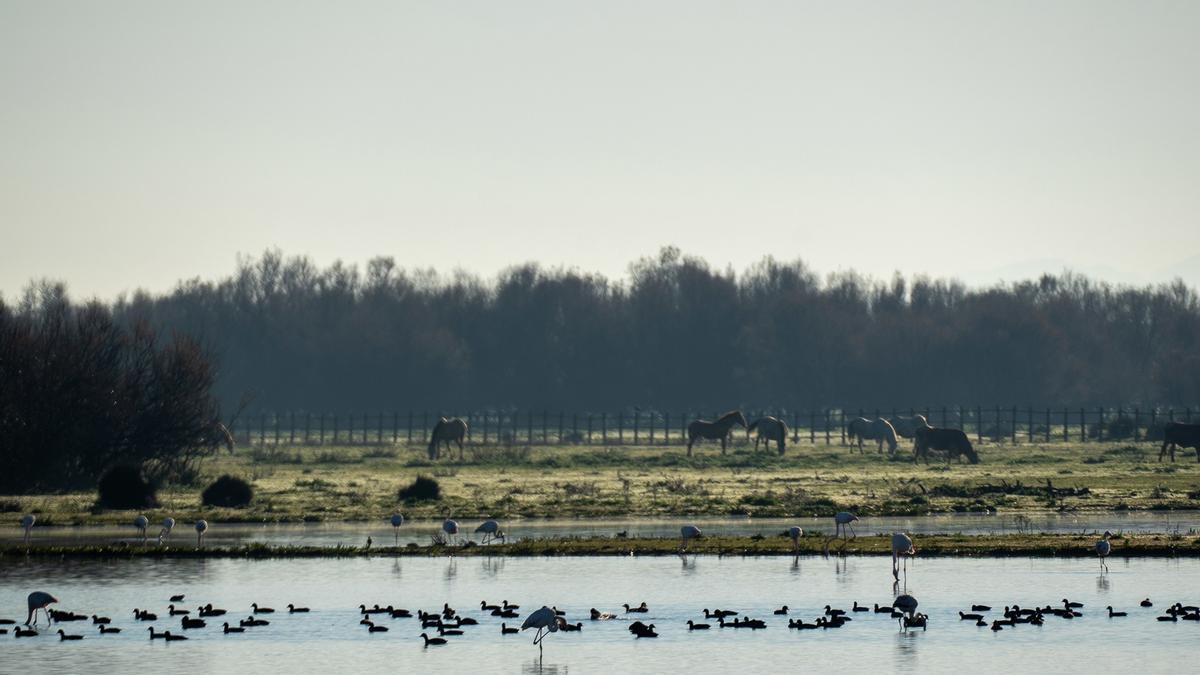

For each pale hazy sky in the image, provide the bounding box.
[2,0,1199,299]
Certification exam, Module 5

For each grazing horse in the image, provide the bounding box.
[846,418,898,454]
[747,416,788,455]
[428,417,468,461]
[888,415,931,440]
[686,411,746,456]
[913,426,979,464]
[1160,422,1200,462]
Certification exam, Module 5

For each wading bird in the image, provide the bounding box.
[195,519,208,547]
[390,513,404,545]
[1096,531,1113,573]
[680,524,702,551]
[134,515,149,542]
[440,519,459,545]
[475,519,504,545]
[788,526,803,553]
[20,514,35,544]
[891,532,915,581]
[521,606,560,656]
[158,517,175,544]
[834,512,858,540]
[25,592,57,626]
[893,594,919,630]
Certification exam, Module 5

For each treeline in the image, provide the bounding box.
[0,285,226,492]
[28,247,1200,412]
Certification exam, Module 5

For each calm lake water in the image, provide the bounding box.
[9,511,1200,548]
[1,554,1195,673]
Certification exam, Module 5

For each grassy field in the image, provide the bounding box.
[4,437,1200,527]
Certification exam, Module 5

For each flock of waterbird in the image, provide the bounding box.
[10,509,1176,654]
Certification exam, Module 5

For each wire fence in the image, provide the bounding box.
[227,406,1196,447]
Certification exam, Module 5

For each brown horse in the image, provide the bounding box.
[913,427,979,464]
[428,417,468,460]
[1160,422,1200,462]
[747,416,788,455]
[687,411,747,456]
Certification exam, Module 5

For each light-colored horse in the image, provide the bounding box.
[747,416,788,455]
[888,415,930,440]
[846,417,898,454]
[428,417,468,460]
[687,411,747,456]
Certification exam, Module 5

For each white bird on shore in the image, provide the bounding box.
[195,520,208,547]
[680,524,702,551]
[390,513,404,544]
[158,517,175,544]
[892,532,915,581]
[475,519,504,545]
[521,606,560,655]
[134,515,149,543]
[1096,530,1112,573]
[20,514,35,544]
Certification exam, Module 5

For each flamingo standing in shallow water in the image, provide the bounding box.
[475,519,504,545]
[26,591,57,626]
[20,514,35,544]
[134,515,149,543]
[891,532,915,581]
[788,526,803,553]
[440,519,459,545]
[680,525,701,551]
[1096,530,1112,573]
[521,606,560,656]
[834,512,858,540]
[158,517,175,544]
[195,520,208,547]
[390,514,404,545]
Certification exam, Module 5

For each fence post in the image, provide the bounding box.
[407,412,413,443]
[587,414,593,445]
[826,410,832,445]
[810,410,816,443]
[350,413,356,445]
[319,413,326,445]
[617,412,624,445]
[289,412,295,444]
[1133,408,1140,441]
[304,412,311,445]
[572,413,579,444]
[633,411,639,444]
[1044,408,1050,443]
[648,412,654,445]
[1010,406,1017,443]
[423,412,429,443]
[976,406,983,442]
[333,414,339,444]
[1063,408,1068,442]
[1097,407,1104,441]
[558,411,564,444]
[1027,406,1033,442]
[1079,408,1086,440]
[602,413,608,445]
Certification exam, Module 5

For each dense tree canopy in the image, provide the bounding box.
[24,248,1200,415]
